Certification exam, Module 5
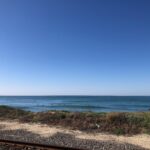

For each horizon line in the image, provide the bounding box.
[0,95,150,97]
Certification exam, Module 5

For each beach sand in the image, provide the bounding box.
[0,120,150,149]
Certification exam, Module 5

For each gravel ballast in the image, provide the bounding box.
[0,129,148,150]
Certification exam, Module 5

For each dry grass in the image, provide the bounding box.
[0,105,150,135]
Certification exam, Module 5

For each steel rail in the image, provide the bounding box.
[0,139,84,150]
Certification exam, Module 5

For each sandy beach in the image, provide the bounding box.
[0,120,150,150]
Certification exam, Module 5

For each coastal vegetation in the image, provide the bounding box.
[0,105,150,135]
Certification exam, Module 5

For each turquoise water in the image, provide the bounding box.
[0,96,150,112]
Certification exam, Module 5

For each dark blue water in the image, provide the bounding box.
[0,96,150,112]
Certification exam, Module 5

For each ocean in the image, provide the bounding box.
[0,96,150,112]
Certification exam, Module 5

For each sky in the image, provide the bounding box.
[0,0,150,96]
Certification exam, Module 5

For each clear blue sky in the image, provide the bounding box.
[0,0,150,95]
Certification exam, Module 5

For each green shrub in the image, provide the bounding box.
[113,128,125,135]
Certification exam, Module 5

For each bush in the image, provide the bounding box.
[106,113,127,124]
[1,106,150,135]
[113,128,125,135]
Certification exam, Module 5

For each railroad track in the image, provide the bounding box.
[0,139,84,150]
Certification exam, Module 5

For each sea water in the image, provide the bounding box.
[0,96,150,112]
